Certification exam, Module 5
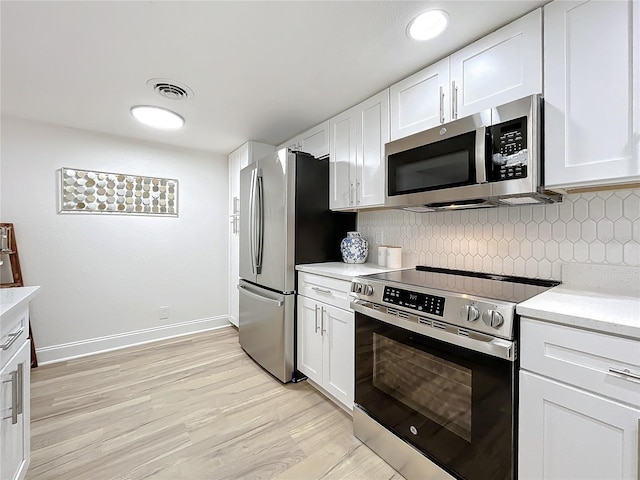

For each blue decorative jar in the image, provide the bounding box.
[340,231,369,264]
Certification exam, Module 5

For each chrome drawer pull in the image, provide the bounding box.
[311,287,332,295]
[1,329,23,350]
[609,367,640,381]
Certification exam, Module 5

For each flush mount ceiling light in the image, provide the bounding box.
[407,9,450,41]
[130,105,184,130]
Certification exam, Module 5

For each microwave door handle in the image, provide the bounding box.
[476,126,488,184]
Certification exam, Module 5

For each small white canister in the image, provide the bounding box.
[386,246,402,269]
[377,246,388,266]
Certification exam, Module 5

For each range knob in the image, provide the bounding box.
[350,282,363,294]
[460,304,480,322]
[363,284,374,296]
[482,309,504,328]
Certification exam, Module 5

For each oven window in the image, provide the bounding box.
[373,333,472,442]
[387,130,477,196]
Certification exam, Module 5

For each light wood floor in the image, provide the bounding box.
[27,327,404,480]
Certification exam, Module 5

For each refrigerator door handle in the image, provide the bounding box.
[249,168,257,275]
[237,284,284,307]
[255,172,264,274]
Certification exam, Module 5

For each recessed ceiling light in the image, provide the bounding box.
[130,105,184,130]
[407,10,450,41]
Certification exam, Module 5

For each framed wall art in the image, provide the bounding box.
[59,167,178,216]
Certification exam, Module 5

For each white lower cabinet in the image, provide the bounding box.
[297,282,354,411]
[519,318,640,480]
[519,371,640,480]
[0,340,30,480]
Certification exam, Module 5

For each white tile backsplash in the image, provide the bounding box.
[357,188,640,281]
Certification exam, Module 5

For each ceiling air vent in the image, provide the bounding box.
[147,78,194,100]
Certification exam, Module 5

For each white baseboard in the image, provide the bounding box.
[36,315,231,365]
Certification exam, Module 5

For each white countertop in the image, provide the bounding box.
[1,286,41,325]
[296,262,404,282]
[517,264,640,339]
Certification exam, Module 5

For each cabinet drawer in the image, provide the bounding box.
[298,272,352,310]
[521,318,640,406]
[0,305,29,369]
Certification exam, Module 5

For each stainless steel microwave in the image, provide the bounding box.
[384,94,561,211]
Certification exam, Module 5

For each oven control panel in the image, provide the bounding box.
[383,286,445,317]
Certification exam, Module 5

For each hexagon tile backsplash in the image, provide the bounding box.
[357,188,640,281]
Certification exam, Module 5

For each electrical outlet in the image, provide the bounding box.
[159,306,169,320]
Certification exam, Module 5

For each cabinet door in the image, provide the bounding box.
[519,371,639,480]
[544,0,640,189]
[450,8,542,120]
[228,149,244,327]
[321,303,354,410]
[355,90,389,208]
[390,58,450,140]
[228,146,245,216]
[296,296,323,383]
[1,341,30,480]
[300,121,329,159]
[329,108,356,210]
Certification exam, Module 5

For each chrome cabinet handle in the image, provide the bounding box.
[452,80,458,119]
[10,370,18,424]
[233,196,239,215]
[312,287,332,295]
[356,181,360,205]
[314,305,320,333]
[609,367,640,381]
[1,329,23,350]
[439,86,445,123]
[320,306,326,335]
[16,363,23,415]
[349,182,354,206]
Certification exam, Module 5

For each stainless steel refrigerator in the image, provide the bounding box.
[238,149,355,383]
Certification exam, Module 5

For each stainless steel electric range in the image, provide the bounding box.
[350,266,559,480]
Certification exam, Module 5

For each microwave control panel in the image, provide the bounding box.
[383,286,445,317]
[488,117,528,182]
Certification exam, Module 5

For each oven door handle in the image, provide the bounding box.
[351,300,516,362]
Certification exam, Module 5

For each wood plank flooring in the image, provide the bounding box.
[27,327,405,480]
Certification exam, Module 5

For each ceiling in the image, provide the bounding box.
[1,1,548,156]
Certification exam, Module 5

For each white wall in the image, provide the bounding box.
[358,188,640,281]
[0,116,230,362]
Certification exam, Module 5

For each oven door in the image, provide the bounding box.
[354,309,517,480]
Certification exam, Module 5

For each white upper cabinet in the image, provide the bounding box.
[277,121,330,159]
[329,109,355,209]
[330,89,389,210]
[389,9,541,142]
[450,8,542,120]
[544,0,640,190]
[390,58,451,141]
